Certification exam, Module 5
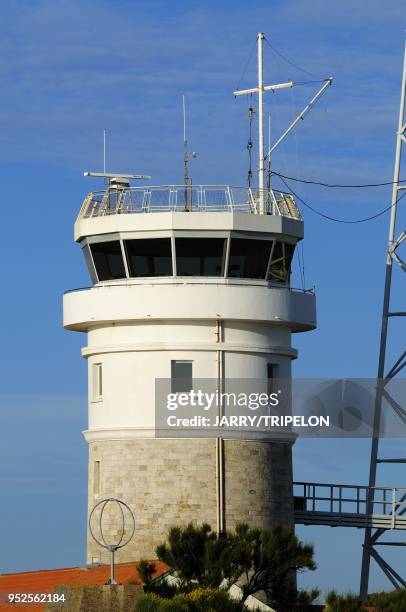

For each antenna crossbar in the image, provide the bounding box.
[233,81,294,96]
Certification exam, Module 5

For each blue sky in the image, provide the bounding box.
[0,0,405,600]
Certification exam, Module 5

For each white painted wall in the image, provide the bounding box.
[83,318,293,433]
[63,214,316,443]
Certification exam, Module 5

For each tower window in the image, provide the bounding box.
[90,241,126,281]
[93,460,100,496]
[228,238,272,279]
[267,242,295,283]
[82,244,98,285]
[92,363,103,401]
[171,360,193,393]
[267,364,279,395]
[175,238,226,276]
[125,238,172,277]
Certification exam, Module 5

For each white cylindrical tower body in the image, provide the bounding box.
[63,186,316,564]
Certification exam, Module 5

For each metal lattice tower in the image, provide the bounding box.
[360,42,406,598]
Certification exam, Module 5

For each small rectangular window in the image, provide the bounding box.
[267,364,278,395]
[171,360,193,393]
[93,363,103,400]
[93,460,100,496]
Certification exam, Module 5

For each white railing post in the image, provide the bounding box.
[226,186,233,211]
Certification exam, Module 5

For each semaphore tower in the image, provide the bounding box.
[63,33,326,564]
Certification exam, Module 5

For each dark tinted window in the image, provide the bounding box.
[285,243,295,276]
[125,238,172,277]
[267,363,279,395]
[82,244,98,284]
[268,242,295,283]
[228,238,272,279]
[176,238,226,276]
[90,241,126,281]
[171,361,193,393]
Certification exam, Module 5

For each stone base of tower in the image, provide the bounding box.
[86,437,294,565]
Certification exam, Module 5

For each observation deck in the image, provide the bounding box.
[65,179,316,333]
[78,185,302,219]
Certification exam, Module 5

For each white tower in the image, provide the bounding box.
[63,35,322,564]
[63,177,316,563]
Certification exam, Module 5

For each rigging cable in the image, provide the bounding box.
[296,242,305,289]
[271,170,406,188]
[300,242,306,287]
[288,85,305,289]
[235,37,257,91]
[278,175,406,224]
[263,36,323,81]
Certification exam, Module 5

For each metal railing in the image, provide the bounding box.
[64,281,316,295]
[294,481,406,529]
[78,185,302,220]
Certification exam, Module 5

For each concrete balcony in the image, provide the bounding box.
[63,280,316,332]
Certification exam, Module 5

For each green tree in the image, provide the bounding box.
[152,522,318,610]
[226,523,318,610]
[155,523,239,592]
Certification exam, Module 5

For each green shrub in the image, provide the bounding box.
[369,588,406,611]
[159,598,189,612]
[135,593,162,612]
[183,588,242,611]
[134,589,244,611]
[325,588,406,612]
[325,590,362,611]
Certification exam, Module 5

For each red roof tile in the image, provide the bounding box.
[0,561,168,611]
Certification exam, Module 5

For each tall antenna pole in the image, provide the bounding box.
[360,40,406,600]
[234,34,330,211]
[183,94,189,211]
[234,35,295,214]
[103,129,106,174]
[267,112,271,193]
[183,94,187,144]
[257,32,265,213]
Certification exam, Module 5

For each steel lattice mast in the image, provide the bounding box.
[360,41,406,599]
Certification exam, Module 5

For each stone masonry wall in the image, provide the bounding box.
[87,438,293,564]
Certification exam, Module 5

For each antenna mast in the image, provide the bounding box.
[182,95,197,211]
[183,95,189,211]
[103,129,106,174]
[234,33,293,214]
[234,33,331,214]
[258,33,265,210]
[266,113,271,193]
